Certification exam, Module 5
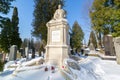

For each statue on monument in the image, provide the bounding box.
[53,4,66,20]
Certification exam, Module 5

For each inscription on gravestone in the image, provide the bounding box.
[52,30,60,42]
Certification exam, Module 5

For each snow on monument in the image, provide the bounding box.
[45,4,70,66]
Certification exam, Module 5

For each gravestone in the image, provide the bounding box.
[89,38,95,50]
[0,53,3,61]
[114,37,120,64]
[45,5,69,66]
[20,48,25,58]
[103,35,115,56]
[89,43,94,50]
[9,45,17,61]
[31,47,35,58]
[25,47,29,59]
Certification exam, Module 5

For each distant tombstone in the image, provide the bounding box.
[89,38,95,50]
[103,35,115,56]
[20,48,25,58]
[31,47,35,58]
[89,43,94,50]
[41,51,44,57]
[114,37,120,64]
[25,47,29,59]
[9,45,17,61]
[0,53,3,61]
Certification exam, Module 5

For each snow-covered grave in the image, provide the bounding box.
[0,56,120,80]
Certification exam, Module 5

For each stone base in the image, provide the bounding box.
[45,45,69,66]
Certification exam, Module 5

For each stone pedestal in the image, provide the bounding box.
[114,37,120,64]
[45,20,69,66]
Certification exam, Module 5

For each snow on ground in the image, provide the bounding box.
[0,64,65,80]
[0,56,120,80]
[87,57,120,80]
[100,58,120,80]
[78,57,105,80]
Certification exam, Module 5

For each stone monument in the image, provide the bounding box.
[45,5,69,66]
[25,47,29,59]
[89,38,95,50]
[20,48,25,58]
[103,34,115,56]
[9,45,17,61]
[114,37,120,64]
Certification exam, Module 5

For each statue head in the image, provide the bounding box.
[58,4,62,9]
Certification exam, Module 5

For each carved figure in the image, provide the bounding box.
[53,4,66,20]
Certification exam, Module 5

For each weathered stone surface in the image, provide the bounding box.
[114,37,120,64]
[45,5,70,66]
[103,35,115,56]
[9,45,17,61]
[53,4,66,20]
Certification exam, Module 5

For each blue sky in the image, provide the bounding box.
[6,0,94,43]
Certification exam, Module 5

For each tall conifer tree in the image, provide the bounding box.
[32,0,65,42]
[0,7,22,52]
[0,19,11,52]
[70,21,84,53]
[10,7,22,49]
[0,0,15,27]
